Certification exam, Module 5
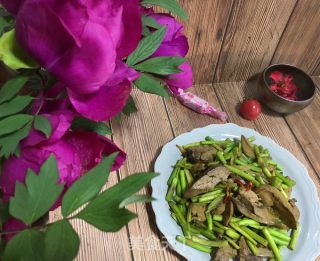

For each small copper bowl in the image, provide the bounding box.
[258,64,316,114]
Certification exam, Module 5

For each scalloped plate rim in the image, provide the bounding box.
[151,123,320,261]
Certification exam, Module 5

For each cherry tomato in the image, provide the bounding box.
[239,99,261,120]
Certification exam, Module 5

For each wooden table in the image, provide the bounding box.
[56,77,320,261]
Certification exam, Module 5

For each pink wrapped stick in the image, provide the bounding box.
[175,89,227,122]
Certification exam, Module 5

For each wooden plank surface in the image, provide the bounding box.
[284,77,320,176]
[49,173,133,261]
[111,90,181,261]
[178,0,233,83]
[271,0,320,74]
[314,62,320,76]
[164,84,224,136]
[214,0,296,82]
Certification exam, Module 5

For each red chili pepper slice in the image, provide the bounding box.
[246,181,253,191]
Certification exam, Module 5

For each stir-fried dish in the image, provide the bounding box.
[165,135,300,261]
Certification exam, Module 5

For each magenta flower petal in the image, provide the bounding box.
[68,61,135,121]
[3,218,27,240]
[0,150,41,200]
[22,110,74,147]
[150,14,185,41]
[64,131,126,172]
[44,141,82,187]
[153,35,189,57]
[150,14,189,57]
[16,0,120,94]
[0,0,25,15]
[68,80,132,121]
[116,0,142,58]
[165,62,193,94]
[107,60,140,86]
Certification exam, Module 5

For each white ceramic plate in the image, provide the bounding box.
[151,123,320,261]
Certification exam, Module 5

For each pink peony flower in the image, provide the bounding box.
[1,0,142,121]
[148,13,193,93]
[0,110,126,203]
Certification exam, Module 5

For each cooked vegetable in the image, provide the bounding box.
[289,223,299,250]
[166,135,300,261]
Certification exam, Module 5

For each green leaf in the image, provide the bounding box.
[0,29,38,70]
[113,114,121,122]
[122,95,138,116]
[71,117,112,136]
[141,0,188,20]
[44,220,80,261]
[133,56,185,75]
[0,13,15,37]
[61,154,117,217]
[76,172,158,232]
[0,121,32,158]
[142,15,162,29]
[0,74,30,104]
[119,195,155,208]
[0,201,9,227]
[34,115,52,138]
[0,96,34,118]
[127,27,166,66]
[9,155,64,225]
[134,73,170,98]
[3,229,45,261]
[0,114,33,136]
[142,25,151,37]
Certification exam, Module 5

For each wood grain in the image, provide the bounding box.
[178,0,233,83]
[164,84,224,136]
[213,80,320,195]
[49,179,133,261]
[214,0,296,82]
[111,89,182,261]
[284,77,320,176]
[271,0,320,74]
[314,62,320,76]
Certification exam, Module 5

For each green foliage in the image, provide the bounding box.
[3,229,45,261]
[0,74,36,156]
[119,194,155,208]
[0,121,32,158]
[9,155,64,225]
[0,74,30,104]
[2,151,157,260]
[76,172,158,232]
[122,95,138,116]
[0,201,9,227]
[0,7,15,36]
[141,0,188,20]
[34,115,52,138]
[61,154,117,217]
[0,96,34,118]
[134,73,170,98]
[133,56,185,75]
[142,16,162,29]
[127,27,167,66]
[142,15,161,36]
[71,117,112,136]
[44,220,80,261]
[0,114,33,136]
[0,29,38,70]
